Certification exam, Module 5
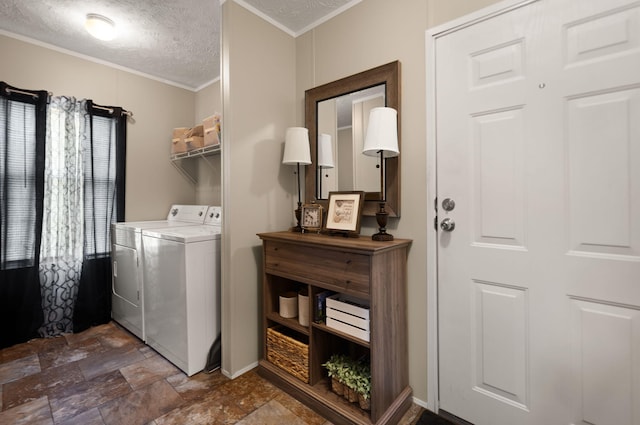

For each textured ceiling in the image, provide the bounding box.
[238,0,357,35]
[0,0,359,91]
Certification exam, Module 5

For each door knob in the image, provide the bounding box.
[440,218,455,232]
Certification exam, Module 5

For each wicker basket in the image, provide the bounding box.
[267,326,309,383]
[331,377,345,396]
[358,393,371,411]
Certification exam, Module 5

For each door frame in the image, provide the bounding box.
[425,0,538,413]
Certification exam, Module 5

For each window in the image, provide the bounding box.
[1,82,127,344]
[84,113,119,257]
[0,98,40,269]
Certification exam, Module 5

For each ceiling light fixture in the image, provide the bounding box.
[85,13,116,41]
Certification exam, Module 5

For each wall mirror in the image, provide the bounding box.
[305,61,400,217]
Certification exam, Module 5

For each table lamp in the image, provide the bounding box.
[283,127,311,232]
[362,107,399,241]
[317,133,334,199]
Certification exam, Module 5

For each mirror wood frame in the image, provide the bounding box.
[305,60,401,217]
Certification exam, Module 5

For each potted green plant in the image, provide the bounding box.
[354,364,371,410]
[322,354,348,396]
[323,355,371,409]
[341,364,360,403]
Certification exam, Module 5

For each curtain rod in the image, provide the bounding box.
[92,104,133,118]
[4,87,133,118]
[4,87,52,99]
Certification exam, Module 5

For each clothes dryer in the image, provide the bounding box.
[141,206,221,376]
[110,205,209,341]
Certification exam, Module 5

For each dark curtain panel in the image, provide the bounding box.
[0,82,48,349]
[73,102,126,332]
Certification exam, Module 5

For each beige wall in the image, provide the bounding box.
[296,0,431,402]
[426,0,503,28]
[220,1,297,377]
[195,80,221,123]
[1,0,507,406]
[195,80,223,205]
[0,34,199,221]
[294,0,502,404]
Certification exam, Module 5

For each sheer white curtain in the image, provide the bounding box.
[38,97,88,337]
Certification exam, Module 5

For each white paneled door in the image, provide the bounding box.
[435,0,640,424]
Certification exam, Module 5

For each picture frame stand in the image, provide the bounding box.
[323,191,365,237]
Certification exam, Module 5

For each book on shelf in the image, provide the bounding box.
[314,290,334,323]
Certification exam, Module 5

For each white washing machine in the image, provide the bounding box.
[111,205,209,341]
[141,206,221,376]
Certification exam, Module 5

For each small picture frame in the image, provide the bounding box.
[301,203,324,233]
[324,191,365,235]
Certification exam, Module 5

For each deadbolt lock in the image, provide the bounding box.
[442,198,456,212]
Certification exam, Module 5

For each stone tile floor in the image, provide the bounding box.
[0,322,423,424]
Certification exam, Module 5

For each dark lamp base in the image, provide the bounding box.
[372,232,394,241]
[291,202,303,233]
[372,201,393,241]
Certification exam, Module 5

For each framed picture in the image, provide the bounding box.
[324,191,365,235]
[301,203,324,232]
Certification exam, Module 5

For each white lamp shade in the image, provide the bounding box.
[282,127,311,165]
[85,14,116,41]
[317,133,334,168]
[362,107,399,158]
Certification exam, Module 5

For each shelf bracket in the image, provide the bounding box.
[171,159,197,184]
[199,153,216,172]
[170,144,221,184]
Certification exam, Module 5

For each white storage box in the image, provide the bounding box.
[325,294,370,342]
